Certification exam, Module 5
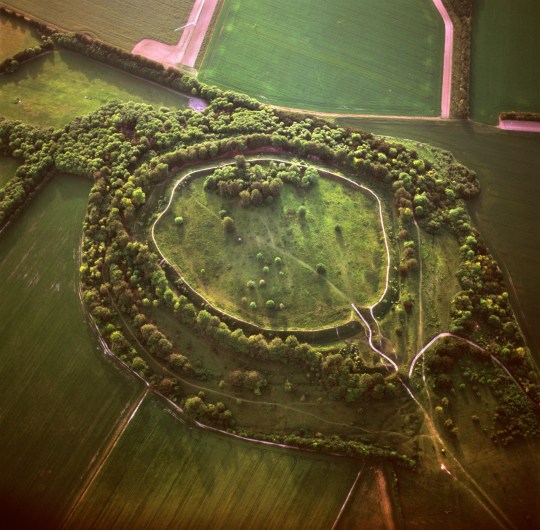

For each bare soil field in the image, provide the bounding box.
[132,0,220,67]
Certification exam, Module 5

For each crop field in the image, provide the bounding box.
[0,49,192,129]
[0,156,20,188]
[2,0,195,51]
[155,166,385,329]
[0,174,141,528]
[199,0,444,115]
[66,395,360,530]
[0,11,40,61]
[470,0,540,123]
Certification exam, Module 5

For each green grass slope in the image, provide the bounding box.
[200,0,444,115]
[0,50,191,128]
[155,170,385,329]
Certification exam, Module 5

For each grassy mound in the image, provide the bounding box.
[155,161,386,329]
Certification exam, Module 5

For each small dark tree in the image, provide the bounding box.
[315,263,327,275]
[222,216,235,233]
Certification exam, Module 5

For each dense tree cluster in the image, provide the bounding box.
[0,119,57,227]
[238,430,414,467]
[204,156,318,206]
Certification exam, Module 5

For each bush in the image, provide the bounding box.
[174,216,184,226]
[266,299,276,309]
[315,263,327,275]
[222,216,235,233]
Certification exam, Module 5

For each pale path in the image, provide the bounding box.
[499,120,540,133]
[131,0,220,67]
[432,0,453,118]
[60,388,150,529]
[330,467,364,530]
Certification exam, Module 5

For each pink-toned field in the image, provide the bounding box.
[499,120,540,133]
[132,0,220,67]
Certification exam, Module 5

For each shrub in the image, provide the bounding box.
[174,216,184,226]
[266,299,276,309]
[315,263,327,275]
[222,216,235,233]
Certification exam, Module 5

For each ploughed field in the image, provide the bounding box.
[0,11,40,61]
[470,0,540,123]
[1,0,195,51]
[154,162,386,329]
[0,49,191,129]
[65,396,359,530]
[0,174,141,528]
[199,0,444,115]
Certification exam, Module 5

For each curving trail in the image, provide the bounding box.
[352,304,398,372]
[151,156,389,333]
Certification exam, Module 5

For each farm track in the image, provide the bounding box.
[131,0,220,67]
[330,466,365,530]
[60,387,150,529]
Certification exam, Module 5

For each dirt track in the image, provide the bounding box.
[131,0,219,67]
[498,120,540,133]
[432,0,453,118]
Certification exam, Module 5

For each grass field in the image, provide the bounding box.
[470,0,540,123]
[0,174,141,527]
[2,0,195,51]
[199,0,444,115]
[155,167,385,329]
[66,395,360,530]
[0,49,191,128]
[0,156,21,188]
[0,12,41,61]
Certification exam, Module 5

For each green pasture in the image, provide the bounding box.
[2,0,194,50]
[66,395,360,530]
[0,174,141,527]
[0,49,191,129]
[199,0,444,115]
[470,0,540,123]
[155,168,385,329]
[0,12,41,61]
[0,156,21,188]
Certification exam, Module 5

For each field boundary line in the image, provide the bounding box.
[330,466,364,530]
[60,387,150,529]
